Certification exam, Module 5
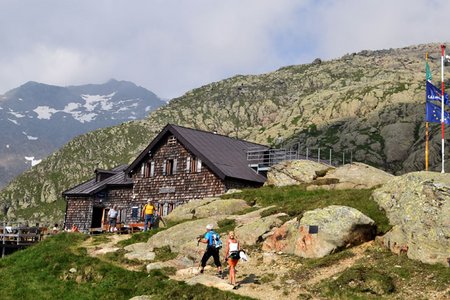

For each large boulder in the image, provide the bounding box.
[194,199,250,219]
[311,162,394,190]
[234,213,286,246]
[372,171,450,266]
[263,206,376,258]
[163,198,250,223]
[265,160,393,190]
[124,242,155,261]
[231,205,276,226]
[265,160,333,186]
[163,198,217,223]
[147,218,224,254]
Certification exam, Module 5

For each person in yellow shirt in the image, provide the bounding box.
[142,200,155,232]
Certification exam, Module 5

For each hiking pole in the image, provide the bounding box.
[193,236,203,274]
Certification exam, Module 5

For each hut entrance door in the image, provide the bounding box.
[91,206,104,228]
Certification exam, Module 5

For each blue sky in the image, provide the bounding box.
[1,0,449,99]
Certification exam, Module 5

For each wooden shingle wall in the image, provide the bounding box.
[132,136,225,214]
[65,197,93,231]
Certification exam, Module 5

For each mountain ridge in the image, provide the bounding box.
[0,79,165,188]
[1,42,449,224]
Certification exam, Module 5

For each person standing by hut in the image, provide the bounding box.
[142,200,155,232]
[107,206,118,232]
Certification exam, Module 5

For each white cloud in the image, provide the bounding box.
[0,0,450,99]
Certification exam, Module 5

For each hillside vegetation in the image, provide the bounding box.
[1,42,450,224]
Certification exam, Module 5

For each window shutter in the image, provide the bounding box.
[150,161,155,177]
[162,159,166,175]
[141,163,145,176]
[173,159,177,174]
[186,157,191,172]
[197,159,202,173]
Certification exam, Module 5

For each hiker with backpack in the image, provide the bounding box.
[224,231,241,288]
[198,224,222,277]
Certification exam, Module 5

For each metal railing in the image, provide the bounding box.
[247,147,353,171]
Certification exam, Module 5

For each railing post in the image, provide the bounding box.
[329,149,332,165]
[342,152,345,166]
[306,148,309,160]
[318,148,320,163]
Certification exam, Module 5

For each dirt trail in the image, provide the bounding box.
[81,234,142,271]
[81,236,401,300]
[170,242,374,300]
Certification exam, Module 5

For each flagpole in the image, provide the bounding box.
[426,52,429,171]
[440,44,446,173]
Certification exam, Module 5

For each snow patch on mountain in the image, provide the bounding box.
[8,110,25,118]
[82,92,115,111]
[25,156,42,166]
[8,118,20,125]
[22,132,38,140]
[34,106,58,119]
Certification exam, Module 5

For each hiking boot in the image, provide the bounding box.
[199,268,204,274]
[217,271,223,278]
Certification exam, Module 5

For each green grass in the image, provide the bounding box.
[117,229,163,247]
[154,245,178,262]
[216,218,237,235]
[0,233,252,300]
[222,185,391,234]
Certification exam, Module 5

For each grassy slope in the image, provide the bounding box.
[0,233,250,300]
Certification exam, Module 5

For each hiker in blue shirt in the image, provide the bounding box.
[198,224,222,277]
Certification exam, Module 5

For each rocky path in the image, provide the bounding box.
[81,234,374,299]
[170,242,373,300]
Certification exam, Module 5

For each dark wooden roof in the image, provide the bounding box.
[63,164,132,197]
[127,124,268,183]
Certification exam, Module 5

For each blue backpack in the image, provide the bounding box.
[209,231,222,249]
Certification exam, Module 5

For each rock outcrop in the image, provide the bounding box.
[372,172,450,266]
[234,213,286,246]
[164,198,250,223]
[310,162,394,190]
[265,160,332,186]
[265,160,393,190]
[263,206,376,258]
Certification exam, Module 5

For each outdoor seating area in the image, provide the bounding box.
[1,225,43,257]
[88,222,145,235]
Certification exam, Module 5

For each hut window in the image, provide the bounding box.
[168,135,177,146]
[145,161,155,177]
[189,156,202,173]
[165,159,177,175]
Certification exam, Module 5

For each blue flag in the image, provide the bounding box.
[426,101,450,124]
[426,81,449,106]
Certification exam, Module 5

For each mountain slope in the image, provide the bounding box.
[0,79,165,188]
[0,43,448,224]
